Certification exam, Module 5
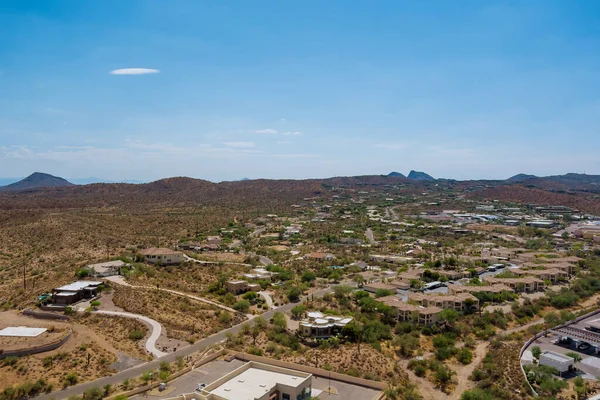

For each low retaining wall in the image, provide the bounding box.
[23,309,68,321]
[231,351,388,391]
[0,330,72,359]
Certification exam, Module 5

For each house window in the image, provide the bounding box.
[282,394,290,400]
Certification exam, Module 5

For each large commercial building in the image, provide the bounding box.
[199,361,313,400]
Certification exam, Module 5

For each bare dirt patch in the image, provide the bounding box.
[74,313,149,360]
[0,311,71,352]
[112,286,245,342]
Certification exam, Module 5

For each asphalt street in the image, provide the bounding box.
[34,286,336,400]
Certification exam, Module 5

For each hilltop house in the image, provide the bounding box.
[305,252,335,261]
[139,248,184,265]
[83,260,127,277]
[226,280,260,295]
[299,311,353,338]
[51,281,103,306]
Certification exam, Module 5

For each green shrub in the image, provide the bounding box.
[129,330,145,341]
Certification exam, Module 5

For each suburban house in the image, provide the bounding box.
[305,252,335,261]
[139,247,185,265]
[139,248,184,265]
[364,282,398,294]
[447,284,515,295]
[407,292,479,312]
[226,280,260,295]
[484,277,545,292]
[206,236,222,244]
[83,260,127,277]
[521,262,576,275]
[198,361,313,400]
[511,268,568,283]
[396,268,424,283]
[51,281,103,306]
[437,270,466,280]
[370,254,413,264]
[378,295,442,325]
[298,311,353,338]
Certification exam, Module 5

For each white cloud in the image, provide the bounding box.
[282,131,302,136]
[223,141,256,148]
[255,129,278,134]
[109,68,160,75]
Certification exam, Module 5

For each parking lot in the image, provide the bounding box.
[523,312,600,380]
[133,358,381,399]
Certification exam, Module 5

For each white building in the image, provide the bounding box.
[200,361,313,400]
[84,260,127,277]
[539,351,574,374]
[139,248,184,265]
[299,311,353,339]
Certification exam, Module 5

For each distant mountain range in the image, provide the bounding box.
[1,171,599,194]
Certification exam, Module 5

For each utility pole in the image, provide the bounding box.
[23,263,26,290]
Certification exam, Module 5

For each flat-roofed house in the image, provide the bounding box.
[408,293,479,312]
[139,248,184,265]
[52,281,103,306]
[484,277,545,292]
[299,311,353,338]
[447,284,514,295]
[364,282,398,294]
[201,361,313,400]
[511,268,568,283]
[378,295,442,325]
[227,280,249,295]
[305,252,335,261]
[83,260,126,277]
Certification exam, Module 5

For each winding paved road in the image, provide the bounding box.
[34,286,336,400]
[94,310,167,358]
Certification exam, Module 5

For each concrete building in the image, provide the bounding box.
[299,311,353,338]
[378,296,442,325]
[52,281,103,306]
[447,284,515,295]
[511,268,568,283]
[200,361,313,400]
[139,248,184,265]
[370,255,413,264]
[83,260,126,277]
[484,277,545,292]
[305,252,335,261]
[227,281,248,295]
[539,351,574,374]
[407,292,479,312]
[364,282,398,294]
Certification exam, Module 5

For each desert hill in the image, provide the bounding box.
[0,172,74,192]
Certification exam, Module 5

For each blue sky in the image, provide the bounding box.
[1,0,599,182]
